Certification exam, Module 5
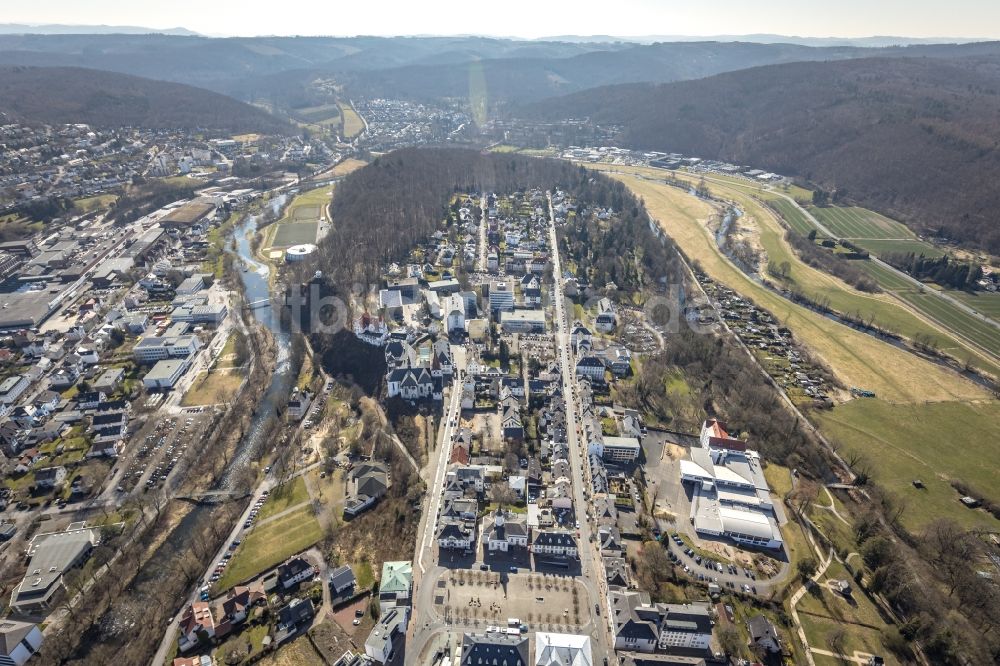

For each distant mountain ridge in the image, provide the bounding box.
[0,23,198,36]
[536,34,993,47]
[336,39,1000,104]
[0,66,292,133]
[521,55,1000,252]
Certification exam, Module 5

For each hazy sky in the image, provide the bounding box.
[6,0,1000,39]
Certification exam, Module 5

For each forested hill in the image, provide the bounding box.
[311,147,678,295]
[522,55,1000,253]
[0,66,292,133]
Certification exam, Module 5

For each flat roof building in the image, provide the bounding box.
[143,358,191,390]
[501,309,546,334]
[10,528,96,614]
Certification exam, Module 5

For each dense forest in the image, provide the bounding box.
[882,252,984,290]
[0,66,293,133]
[522,55,1000,253]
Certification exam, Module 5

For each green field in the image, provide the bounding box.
[952,290,1000,321]
[214,506,322,590]
[816,399,1000,531]
[809,205,915,240]
[760,199,1000,370]
[857,261,916,291]
[595,165,987,404]
[181,371,243,406]
[688,172,1000,373]
[257,476,310,521]
[271,220,318,247]
[853,238,946,258]
[769,198,817,236]
[74,193,118,213]
[903,290,1000,355]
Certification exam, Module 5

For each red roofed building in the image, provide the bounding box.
[450,443,471,465]
[177,602,215,652]
[700,418,746,452]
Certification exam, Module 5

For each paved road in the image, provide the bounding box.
[476,195,487,272]
[408,358,465,661]
[547,193,614,665]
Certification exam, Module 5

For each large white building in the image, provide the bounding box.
[0,620,44,666]
[133,334,200,363]
[679,420,782,549]
[501,309,546,334]
[589,436,641,464]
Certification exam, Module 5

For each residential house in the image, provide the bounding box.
[500,401,523,441]
[286,389,312,421]
[0,375,29,407]
[447,465,485,493]
[598,525,623,556]
[575,356,605,383]
[386,366,435,401]
[747,615,781,654]
[277,555,316,590]
[328,565,357,598]
[177,602,216,652]
[276,598,315,644]
[344,462,389,518]
[438,520,474,551]
[76,390,107,411]
[33,466,67,491]
[605,557,630,587]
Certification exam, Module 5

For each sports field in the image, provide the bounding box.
[271,220,318,247]
[263,185,331,250]
[293,103,341,124]
[291,204,321,220]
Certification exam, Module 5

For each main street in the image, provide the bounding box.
[407,348,465,663]
[547,192,615,663]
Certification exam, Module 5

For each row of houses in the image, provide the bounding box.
[177,555,318,653]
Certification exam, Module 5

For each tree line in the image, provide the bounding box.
[883,251,984,291]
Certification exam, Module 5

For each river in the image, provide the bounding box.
[83,202,299,659]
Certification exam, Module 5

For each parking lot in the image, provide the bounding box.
[117,411,212,494]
